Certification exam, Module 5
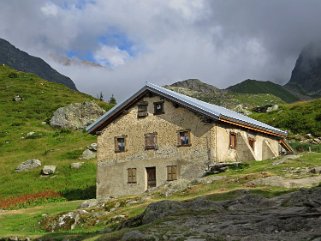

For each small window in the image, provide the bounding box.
[248,137,255,150]
[128,168,137,184]
[177,130,191,146]
[145,132,157,150]
[167,165,177,181]
[115,136,126,152]
[137,101,148,118]
[229,132,237,149]
[153,101,164,115]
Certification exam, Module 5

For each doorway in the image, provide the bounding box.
[146,167,156,188]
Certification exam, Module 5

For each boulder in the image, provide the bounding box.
[233,104,252,116]
[310,166,321,174]
[13,95,22,102]
[79,199,98,209]
[15,159,41,172]
[88,143,97,152]
[70,162,85,169]
[266,104,279,113]
[121,231,149,241]
[42,165,56,175]
[81,149,96,160]
[49,101,105,130]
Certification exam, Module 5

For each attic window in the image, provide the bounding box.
[153,101,164,115]
[145,132,157,150]
[115,136,126,152]
[229,132,237,149]
[248,137,255,150]
[137,101,148,118]
[177,130,191,146]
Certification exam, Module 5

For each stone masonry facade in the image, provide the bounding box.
[96,94,280,198]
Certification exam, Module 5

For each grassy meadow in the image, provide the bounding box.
[1,65,321,239]
[0,65,113,206]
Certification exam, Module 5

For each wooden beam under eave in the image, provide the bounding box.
[219,117,286,138]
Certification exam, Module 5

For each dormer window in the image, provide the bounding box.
[137,101,148,118]
[154,101,164,115]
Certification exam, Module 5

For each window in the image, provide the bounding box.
[145,132,157,150]
[167,165,177,181]
[137,101,148,118]
[128,168,137,184]
[153,101,164,115]
[248,137,255,150]
[115,136,126,152]
[229,132,237,149]
[177,130,191,146]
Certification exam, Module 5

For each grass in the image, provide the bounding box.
[0,65,114,205]
[167,84,285,110]
[1,151,321,239]
[227,79,299,103]
[250,98,321,136]
[0,201,82,236]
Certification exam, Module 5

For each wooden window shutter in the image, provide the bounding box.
[137,101,148,118]
[145,133,157,150]
[248,137,255,150]
[172,165,177,180]
[167,165,177,181]
[230,132,237,149]
[128,168,137,184]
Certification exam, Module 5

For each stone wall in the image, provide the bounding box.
[214,123,280,162]
[97,95,215,198]
[96,94,281,198]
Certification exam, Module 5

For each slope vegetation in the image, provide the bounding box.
[0,65,112,204]
[0,38,77,90]
[251,98,321,137]
[167,79,285,109]
[227,79,299,103]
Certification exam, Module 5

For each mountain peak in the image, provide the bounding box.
[285,42,321,97]
[169,79,221,94]
[0,38,77,90]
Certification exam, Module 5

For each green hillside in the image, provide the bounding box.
[0,65,113,205]
[251,98,321,137]
[227,79,299,103]
[167,80,285,109]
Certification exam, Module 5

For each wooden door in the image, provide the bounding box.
[146,167,156,188]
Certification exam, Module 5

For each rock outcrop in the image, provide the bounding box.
[122,187,321,241]
[50,102,105,130]
[285,42,321,97]
[15,159,41,172]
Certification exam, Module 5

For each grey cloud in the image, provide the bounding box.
[0,0,321,100]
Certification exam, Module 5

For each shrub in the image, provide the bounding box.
[8,72,18,78]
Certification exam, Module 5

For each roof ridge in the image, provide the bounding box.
[87,82,287,137]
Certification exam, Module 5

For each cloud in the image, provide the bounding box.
[41,2,59,16]
[93,45,130,68]
[0,0,321,101]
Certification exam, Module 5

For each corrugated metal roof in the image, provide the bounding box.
[86,82,287,136]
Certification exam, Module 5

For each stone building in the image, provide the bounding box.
[87,83,292,198]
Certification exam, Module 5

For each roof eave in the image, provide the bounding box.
[219,115,287,137]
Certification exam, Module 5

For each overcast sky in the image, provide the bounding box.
[1,0,321,101]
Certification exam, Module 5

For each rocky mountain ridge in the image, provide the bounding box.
[0,38,77,90]
[166,79,286,111]
[285,42,321,97]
